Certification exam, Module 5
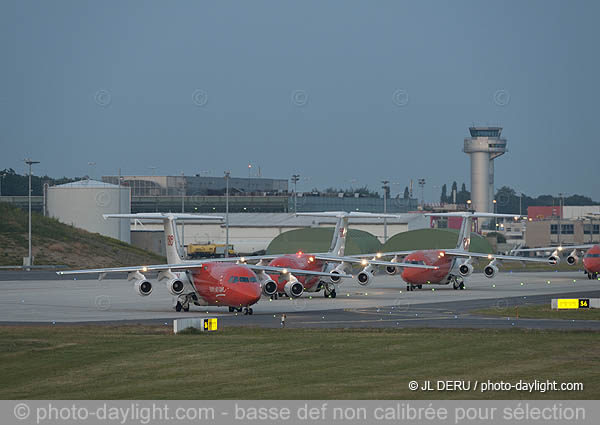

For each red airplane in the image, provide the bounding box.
[357,212,554,291]
[514,243,600,280]
[57,214,351,315]
[234,212,438,298]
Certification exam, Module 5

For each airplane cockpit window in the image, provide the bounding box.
[249,277,257,282]
[239,276,250,282]
[228,276,239,283]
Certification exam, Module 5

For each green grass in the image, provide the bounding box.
[0,326,598,399]
[473,304,600,320]
[0,203,165,268]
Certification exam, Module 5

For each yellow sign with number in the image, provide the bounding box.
[557,299,580,309]
[203,318,218,331]
[557,299,590,309]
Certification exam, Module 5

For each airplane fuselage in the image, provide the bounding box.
[268,254,325,292]
[191,263,262,308]
[401,250,454,285]
[583,245,600,275]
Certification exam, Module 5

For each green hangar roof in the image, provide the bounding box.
[266,227,382,255]
[382,228,493,254]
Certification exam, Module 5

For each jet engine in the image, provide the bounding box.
[357,264,375,286]
[548,250,561,265]
[483,263,499,279]
[329,264,347,284]
[385,255,401,275]
[458,262,474,277]
[134,279,153,296]
[566,250,579,266]
[283,275,304,298]
[166,278,185,296]
[260,277,278,296]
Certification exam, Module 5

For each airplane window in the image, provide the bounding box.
[239,276,249,282]
[228,276,239,283]
[249,277,257,282]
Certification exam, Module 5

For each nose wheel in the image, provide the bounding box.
[243,307,254,315]
[452,277,465,290]
[175,301,190,312]
[324,283,337,298]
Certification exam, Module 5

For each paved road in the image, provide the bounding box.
[1,271,599,329]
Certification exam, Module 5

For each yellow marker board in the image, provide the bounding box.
[203,318,218,331]
[557,299,590,309]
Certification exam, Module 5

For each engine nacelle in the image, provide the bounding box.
[261,278,278,296]
[134,279,153,296]
[329,264,347,284]
[357,264,375,286]
[548,250,561,265]
[566,250,579,266]
[483,264,499,279]
[284,275,304,298]
[458,262,474,277]
[166,278,185,296]
[385,255,401,275]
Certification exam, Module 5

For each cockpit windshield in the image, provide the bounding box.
[228,276,258,283]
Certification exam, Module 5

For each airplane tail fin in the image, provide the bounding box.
[425,212,521,252]
[103,213,223,264]
[296,211,404,256]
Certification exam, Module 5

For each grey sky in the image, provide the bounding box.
[1,0,598,201]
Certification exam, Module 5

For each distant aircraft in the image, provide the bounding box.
[513,244,600,280]
[353,212,555,291]
[57,213,352,314]
[228,211,438,298]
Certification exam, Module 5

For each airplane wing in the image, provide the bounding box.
[346,251,415,259]
[512,245,596,253]
[311,254,438,269]
[57,262,353,279]
[441,250,556,263]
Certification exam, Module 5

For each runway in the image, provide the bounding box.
[1,270,599,329]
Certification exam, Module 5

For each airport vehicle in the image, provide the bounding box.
[57,213,351,314]
[513,244,600,279]
[187,242,235,258]
[231,211,438,298]
[360,212,555,291]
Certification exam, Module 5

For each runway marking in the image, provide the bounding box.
[288,316,452,325]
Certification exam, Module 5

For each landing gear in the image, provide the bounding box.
[417,285,422,290]
[452,276,465,290]
[324,283,337,298]
[174,295,191,312]
[243,307,254,315]
[228,306,235,313]
[175,301,190,312]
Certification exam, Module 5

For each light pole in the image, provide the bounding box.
[381,180,389,243]
[25,159,39,269]
[181,171,185,257]
[224,171,230,257]
[291,174,300,213]
[493,199,497,230]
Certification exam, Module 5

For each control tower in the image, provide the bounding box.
[463,127,507,214]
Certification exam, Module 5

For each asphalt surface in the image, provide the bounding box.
[1,270,599,329]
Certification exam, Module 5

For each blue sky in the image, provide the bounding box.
[1,0,598,201]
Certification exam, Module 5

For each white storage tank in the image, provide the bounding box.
[47,179,131,242]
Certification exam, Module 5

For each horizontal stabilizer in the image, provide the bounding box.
[103,213,223,221]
